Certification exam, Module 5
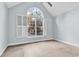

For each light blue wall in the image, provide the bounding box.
[0,3,8,56]
[55,8,79,46]
[8,2,54,44]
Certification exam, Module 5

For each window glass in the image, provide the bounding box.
[23,16,27,26]
[18,16,22,26]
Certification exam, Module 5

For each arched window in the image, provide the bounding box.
[16,7,44,38]
[27,7,44,37]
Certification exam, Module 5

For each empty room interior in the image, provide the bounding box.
[1,2,79,57]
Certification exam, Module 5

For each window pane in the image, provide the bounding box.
[17,27,22,36]
[37,27,43,35]
[28,26,35,36]
[36,20,43,35]
[29,21,35,27]
[36,20,42,26]
[18,16,22,25]
[23,16,27,26]
[22,27,27,37]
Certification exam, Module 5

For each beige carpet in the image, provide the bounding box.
[1,40,79,57]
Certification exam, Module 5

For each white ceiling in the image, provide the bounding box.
[43,2,79,16]
[6,2,22,8]
[5,2,79,16]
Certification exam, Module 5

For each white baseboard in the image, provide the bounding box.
[0,45,8,56]
[8,38,79,48]
[0,38,54,56]
[56,39,79,48]
[8,38,54,46]
[1,37,79,56]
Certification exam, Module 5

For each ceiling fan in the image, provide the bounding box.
[47,2,52,7]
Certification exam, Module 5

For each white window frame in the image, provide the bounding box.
[16,15,28,38]
[26,17,45,38]
[16,15,45,38]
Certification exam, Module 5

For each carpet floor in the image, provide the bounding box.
[1,40,79,57]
